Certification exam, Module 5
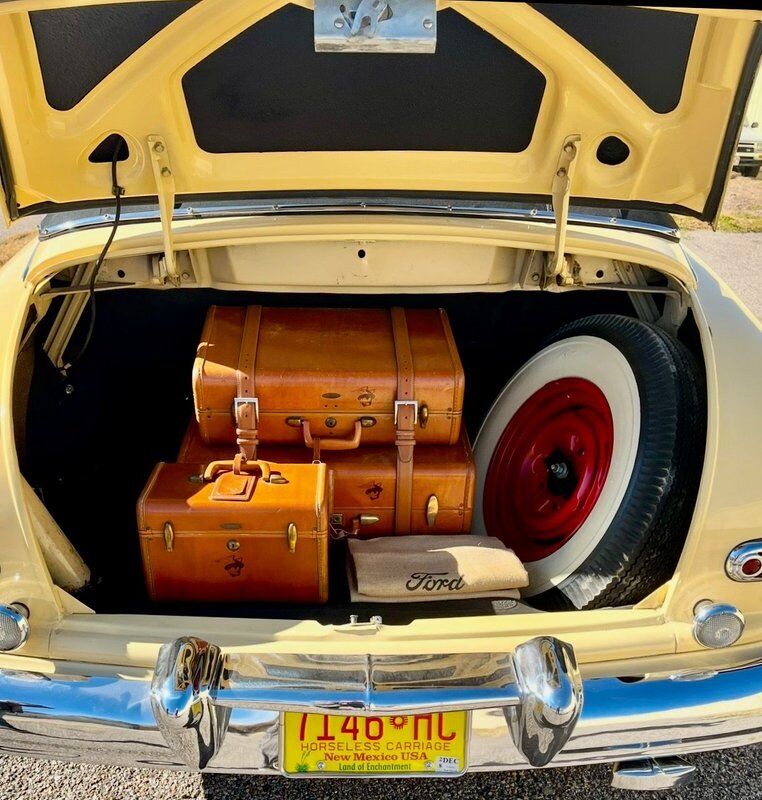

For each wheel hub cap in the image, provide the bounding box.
[483,378,614,562]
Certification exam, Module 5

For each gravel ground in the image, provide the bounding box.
[722,173,762,215]
[0,214,41,236]
[0,215,39,265]
[0,216,760,798]
[683,230,762,319]
[1,745,761,800]
[676,173,762,231]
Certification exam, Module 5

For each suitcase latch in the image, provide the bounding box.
[426,494,439,527]
[287,522,298,553]
[350,514,380,536]
[418,403,429,428]
[163,522,175,552]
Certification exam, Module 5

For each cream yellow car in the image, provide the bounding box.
[0,1,761,791]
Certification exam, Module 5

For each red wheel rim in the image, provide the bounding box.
[483,378,614,562]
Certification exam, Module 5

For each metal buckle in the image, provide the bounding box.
[394,399,418,425]
[233,397,259,422]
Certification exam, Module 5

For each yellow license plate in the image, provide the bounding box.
[281,711,469,776]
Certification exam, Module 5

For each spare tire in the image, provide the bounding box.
[473,314,705,610]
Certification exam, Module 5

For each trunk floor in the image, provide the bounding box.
[22,288,635,619]
[76,540,529,623]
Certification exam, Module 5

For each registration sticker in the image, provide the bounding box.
[281,712,469,776]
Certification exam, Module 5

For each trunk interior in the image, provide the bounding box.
[14,272,701,622]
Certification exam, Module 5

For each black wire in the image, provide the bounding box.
[64,142,125,372]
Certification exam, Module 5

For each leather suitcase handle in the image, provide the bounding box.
[301,419,363,451]
[203,457,273,483]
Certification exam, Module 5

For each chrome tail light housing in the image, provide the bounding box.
[726,541,762,581]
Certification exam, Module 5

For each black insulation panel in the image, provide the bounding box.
[532,4,697,113]
[30,2,196,110]
[182,6,546,153]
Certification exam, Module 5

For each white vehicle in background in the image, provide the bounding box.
[735,120,762,178]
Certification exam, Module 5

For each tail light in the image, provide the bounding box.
[726,541,762,581]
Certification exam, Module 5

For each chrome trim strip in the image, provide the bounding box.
[37,202,681,242]
[1,654,760,774]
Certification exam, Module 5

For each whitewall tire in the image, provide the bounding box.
[474,315,706,610]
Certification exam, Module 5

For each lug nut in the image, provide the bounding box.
[550,462,569,479]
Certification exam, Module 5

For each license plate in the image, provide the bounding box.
[281,711,469,776]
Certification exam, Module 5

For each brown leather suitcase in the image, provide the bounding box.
[137,459,329,603]
[193,305,464,449]
[192,305,464,532]
[178,421,475,537]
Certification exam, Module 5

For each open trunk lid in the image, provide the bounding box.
[0,2,760,224]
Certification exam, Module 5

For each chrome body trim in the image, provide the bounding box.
[1,653,760,774]
[36,201,681,242]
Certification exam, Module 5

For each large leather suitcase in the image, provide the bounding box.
[193,305,464,450]
[192,305,464,533]
[178,421,475,537]
[137,459,329,603]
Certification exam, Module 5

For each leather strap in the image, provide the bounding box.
[235,306,262,461]
[390,307,416,534]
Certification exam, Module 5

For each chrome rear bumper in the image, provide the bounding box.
[152,636,582,769]
[0,638,760,775]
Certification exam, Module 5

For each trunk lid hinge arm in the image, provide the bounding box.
[148,135,180,285]
[545,135,581,288]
